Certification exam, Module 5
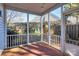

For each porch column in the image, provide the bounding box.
[27,13,29,44]
[48,13,51,45]
[40,16,43,42]
[60,6,66,52]
[4,5,7,49]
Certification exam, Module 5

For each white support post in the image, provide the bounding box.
[4,5,7,49]
[60,6,66,52]
[48,13,51,45]
[27,13,29,44]
[40,16,43,42]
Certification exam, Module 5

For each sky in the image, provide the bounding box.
[50,7,61,19]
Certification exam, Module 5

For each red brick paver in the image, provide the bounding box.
[1,42,66,56]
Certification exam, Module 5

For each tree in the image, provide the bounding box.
[63,3,79,11]
[7,9,22,26]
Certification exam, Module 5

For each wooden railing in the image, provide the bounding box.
[7,34,41,48]
[29,34,41,43]
[43,34,49,43]
[51,35,60,46]
[7,34,27,48]
[43,34,60,47]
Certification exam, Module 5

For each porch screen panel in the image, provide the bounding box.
[50,7,61,49]
[6,9,27,48]
[29,14,41,43]
[43,13,49,43]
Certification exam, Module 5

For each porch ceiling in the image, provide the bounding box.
[5,3,64,16]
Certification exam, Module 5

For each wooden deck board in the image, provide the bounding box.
[1,42,67,56]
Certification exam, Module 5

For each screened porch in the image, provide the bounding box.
[0,3,79,56]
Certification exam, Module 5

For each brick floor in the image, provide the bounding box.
[1,42,67,56]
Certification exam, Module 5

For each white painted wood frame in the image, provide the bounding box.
[48,13,51,45]
[40,16,43,42]
[60,6,66,52]
[27,13,29,44]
